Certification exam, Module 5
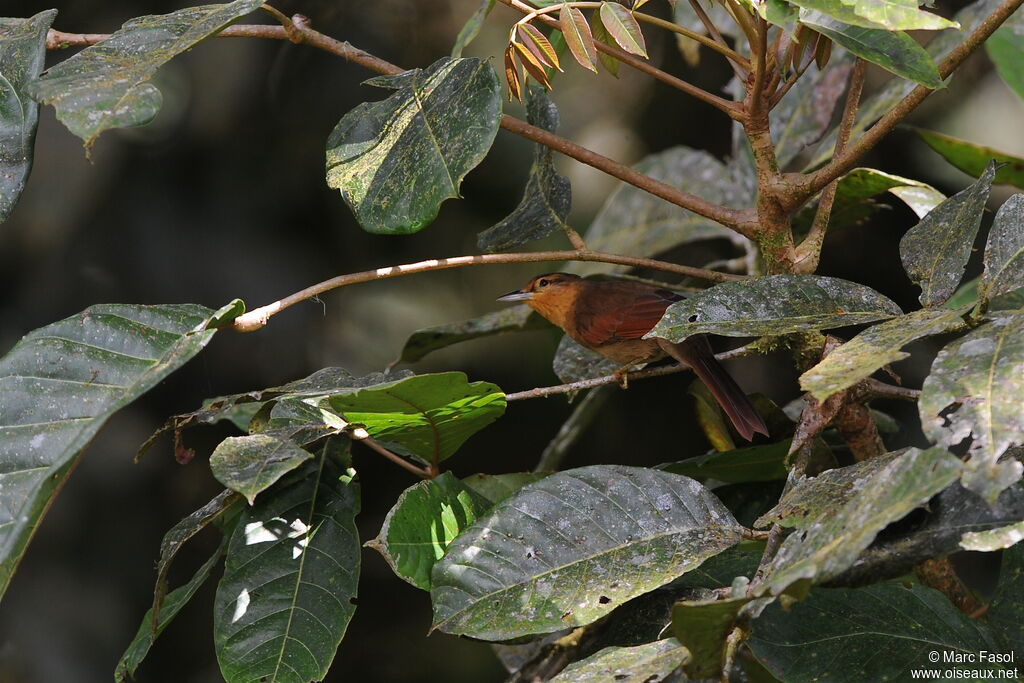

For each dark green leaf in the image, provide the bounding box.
[986,17,1024,101]
[673,595,765,679]
[650,275,902,342]
[912,128,1024,189]
[324,372,506,466]
[920,313,1024,502]
[598,3,647,58]
[478,87,572,251]
[552,334,620,383]
[676,545,764,590]
[661,440,792,483]
[755,450,906,529]
[0,303,222,600]
[799,308,967,401]
[798,11,943,88]
[569,147,750,276]
[944,277,1024,313]
[116,535,229,682]
[900,160,996,307]
[0,11,55,223]
[27,1,262,148]
[759,447,962,596]
[431,465,743,639]
[982,194,1024,301]
[392,305,546,366]
[550,639,686,682]
[326,57,501,234]
[461,472,548,505]
[988,542,1024,658]
[590,13,620,76]
[451,0,496,57]
[209,434,315,505]
[214,448,360,683]
[750,583,1007,681]
[366,472,490,590]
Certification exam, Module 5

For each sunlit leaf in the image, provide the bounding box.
[561,5,599,72]
[900,160,995,307]
[911,128,1024,189]
[920,313,1024,502]
[650,275,902,342]
[550,639,686,682]
[431,465,743,639]
[961,520,1024,551]
[478,87,572,251]
[798,11,943,88]
[789,0,955,30]
[28,1,262,148]
[799,308,966,401]
[0,303,225,601]
[981,194,1024,302]
[599,3,648,58]
[0,11,55,224]
[326,57,501,234]
[214,448,359,683]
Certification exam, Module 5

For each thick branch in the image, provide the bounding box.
[796,0,1024,202]
[233,250,745,332]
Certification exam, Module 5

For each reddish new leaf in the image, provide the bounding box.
[517,23,560,71]
[513,40,553,90]
[560,5,599,73]
[599,2,648,58]
[504,46,523,101]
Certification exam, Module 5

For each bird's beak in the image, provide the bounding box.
[497,289,533,302]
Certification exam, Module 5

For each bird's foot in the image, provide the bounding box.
[612,366,633,389]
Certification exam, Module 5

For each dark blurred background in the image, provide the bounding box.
[0,0,1021,681]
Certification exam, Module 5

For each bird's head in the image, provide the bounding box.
[496,272,582,328]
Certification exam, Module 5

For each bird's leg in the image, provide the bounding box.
[612,364,637,389]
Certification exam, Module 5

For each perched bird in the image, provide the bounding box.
[498,272,768,441]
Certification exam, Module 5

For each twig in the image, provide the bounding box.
[505,343,759,401]
[687,0,745,80]
[796,0,1024,203]
[233,250,746,332]
[358,436,432,479]
[794,58,865,273]
[859,379,921,402]
[747,14,769,118]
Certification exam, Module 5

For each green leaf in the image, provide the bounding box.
[944,276,1024,313]
[0,11,55,223]
[214,447,360,683]
[989,542,1024,658]
[987,17,1024,101]
[755,450,908,529]
[366,472,490,590]
[478,86,572,251]
[827,167,946,223]
[961,520,1024,551]
[116,535,229,683]
[759,0,800,36]
[677,545,764,590]
[920,313,1024,502]
[210,434,315,505]
[0,303,222,600]
[325,57,501,234]
[27,1,262,149]
[749,582,1008,681]
[598,3,647,58]
[324,372,506,466]
[982,194,1024,301]
[799,308,967,401]
[391,305,546,366]
[798,11,943,88]
[790,0,955,30]
[649,275,902,342]
[431,465,744,639]
[911,127,1024,189]
[661,440,792,483]
[451,0,496,57]
[759,447,962,596]
[900,160,996,307]
[461,472,549,504]
[550,639,686,682]
[673,595,765,679]
[569,147,750,276]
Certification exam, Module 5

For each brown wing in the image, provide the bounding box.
[575,286,683,347]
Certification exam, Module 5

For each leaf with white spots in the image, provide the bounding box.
[550,639,686,682]
[214,444,360,683]
[430,465,743,640]
[920,313,1024,502]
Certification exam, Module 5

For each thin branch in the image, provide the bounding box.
[358,436,432,479]
[505,343,759,401]
[797,0,1024,202]
[859,379,921,402]
[233,250,746,332]
[497,0,743,118]
[688,0,746,81]
[794,58,865,273]
[747,14,769,118]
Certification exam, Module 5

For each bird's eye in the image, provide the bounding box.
[538,278,550,287]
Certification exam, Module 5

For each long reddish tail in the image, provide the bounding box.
[658,336,769,442]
